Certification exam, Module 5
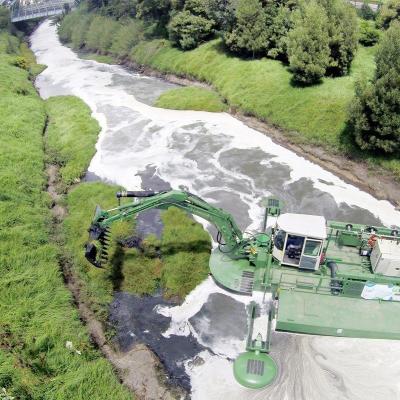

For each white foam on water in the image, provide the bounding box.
[30,20,400,400]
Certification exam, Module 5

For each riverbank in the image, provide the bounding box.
[40,58,209,399]
[58,9,400,206]
[122,60,400,207]
[0,30,133,399]
[42,86,189,399]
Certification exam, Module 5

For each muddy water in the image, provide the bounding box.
[31,20,400,400]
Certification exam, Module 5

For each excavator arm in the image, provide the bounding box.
[85,189,247,268]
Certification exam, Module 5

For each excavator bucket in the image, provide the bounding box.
[84,206,111,268]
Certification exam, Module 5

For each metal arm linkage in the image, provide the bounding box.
[85,190,247,267]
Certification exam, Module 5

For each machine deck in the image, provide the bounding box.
[277,289,400,339]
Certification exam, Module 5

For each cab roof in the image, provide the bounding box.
[277,213,327,239]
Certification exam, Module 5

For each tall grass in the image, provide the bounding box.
[65,188,211,302]
[59,10,400,178]
[63,183,135,319]
[132,39,376,149]
[0,31,132,399]
[45,95,100,188]
[155,86,228,112]
[60,9,144,58]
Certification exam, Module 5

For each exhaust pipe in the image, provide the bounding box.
[116,190,158,198]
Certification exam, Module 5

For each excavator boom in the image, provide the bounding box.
[85,189,246,268]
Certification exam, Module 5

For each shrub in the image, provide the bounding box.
[110,19,145,57]
[319,0,359,76]
[359,19,380,46]
[168,10,214,50]
[377,0,400,29]
[265,4,294,60]
[358,1,376,20]
[287,0,330,84]
[103,0,138,19]
[86,15,105,51]
[98,18,119,53]
[0,6,10,31]
[223,0,267,57]
[349,22,400,153]
[12,56,28,70]
[71,14,93,49]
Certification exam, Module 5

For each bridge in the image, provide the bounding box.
[10,0,76,22]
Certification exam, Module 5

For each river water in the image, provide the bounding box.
[31,20,400,400]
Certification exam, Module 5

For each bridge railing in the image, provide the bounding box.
[11,0,76,22]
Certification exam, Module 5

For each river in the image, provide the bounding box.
[31,20,400,400]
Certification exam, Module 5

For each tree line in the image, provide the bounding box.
[83,0,400,154]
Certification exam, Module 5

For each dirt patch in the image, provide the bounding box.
[45,162,187,400]
[123,59,400,209]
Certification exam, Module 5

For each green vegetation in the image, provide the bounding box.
[168,0,215,50]
[131,39,376,147]
[0,6,10,31]
[45,96,100,188]
[0,30,132,399]
[357,1,376,20]
[58,11,377,147]
[155,86,227,112]
[287,0,330,84]
[224,0,268,57]
[350,22,400,153]
[120,207,211,299]
[160,207,211,298]
[66,185,211,302]
[377,0,400,28]
[359,19,381,46]
[58,6,400,178]
[63,183,134,319]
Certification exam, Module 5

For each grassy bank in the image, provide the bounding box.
[65,185,211,307]
[59,8,374,147]
[132,39,375,148]
[0,31,132,399]
[59,9,400,179]
[45,95,100,188]
[51,94,211,312]
[121,207,211,299]
[155,86,228,112]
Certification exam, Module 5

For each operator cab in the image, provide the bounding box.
[272,213,327,271]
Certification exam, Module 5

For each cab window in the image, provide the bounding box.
[274,230,286,250]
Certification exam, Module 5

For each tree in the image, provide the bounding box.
[136,0,171,21]
[377,0,400,29]
[205,0,236,32]
[358,1,375,20]
[136,0,171,36]
[0,6,10,31]
[103,0,138,18]
[265,3,294,60]
[223,0,267,57]
[287,0,330,84]
[168,10,214,49]
[349,22,400,153]
[319,0,358,76]
[359,19,380,46]
[110,20,145,57]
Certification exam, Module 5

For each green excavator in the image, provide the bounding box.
[85,189,400,389]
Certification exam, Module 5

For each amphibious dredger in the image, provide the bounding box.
[84,190,400,389]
